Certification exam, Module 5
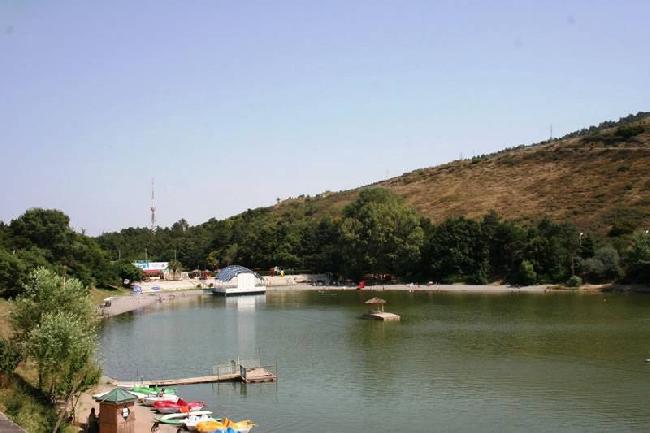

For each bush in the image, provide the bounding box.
[615,125,644,139]
[566,275,582,287]
[625,231,650,283]
[579,246,623,283]
[0,339,20,377]
[516,260,537,285]
[113,261,144,285]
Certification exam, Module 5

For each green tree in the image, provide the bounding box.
[423,217,490,283]
[516,260,538,285]
[25,312,100,432]
[579,246,623,283]
[340,188,424,279]
[11,269,96,383]
[11,268,99,432]
[8,209,72,259]
[0,339,21,383]
[113,260,143,285]
[625,231,650,283]
[0,250,27,298]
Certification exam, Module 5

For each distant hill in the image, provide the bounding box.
[273,112,650,235]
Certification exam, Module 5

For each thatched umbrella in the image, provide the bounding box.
[365,297,386,312]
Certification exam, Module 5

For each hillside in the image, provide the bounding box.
[274,113,650,234]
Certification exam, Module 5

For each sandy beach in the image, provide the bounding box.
[100,289,208,317]
[268,283,554,293]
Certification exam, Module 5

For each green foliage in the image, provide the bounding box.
[579,246,623,283]
[516,260,538,285]
[169,259,183,273]
[624,231,650,283]
[615,124,644,139]
[0,250,27,298]
[1,376,58,433]
[8,208,72,258]
[11,268,95,344]
[423,217,489,284]
[339,188,424,279]
[113,260,144,285]
[0,339,20,376]
[0,208,123,296]
[10,268,100,431]
[566,275,583,287]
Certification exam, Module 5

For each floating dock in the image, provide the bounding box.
[112,367,277,387]
[362,311,401,321]
[361,297,400,321]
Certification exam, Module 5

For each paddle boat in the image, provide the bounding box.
[196,418,255,433]
[184,412,220,431]
[143,393,180,406]
[154,411,216,427]
[154,398,205,414]
[125,385,177,400]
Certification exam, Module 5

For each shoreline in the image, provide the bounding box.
[269,283,554,293]
[99,289,208,317]
[98,284,556,319]
[97,282,637,319]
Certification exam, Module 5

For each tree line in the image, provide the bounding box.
[1,188,649,297]
[96,188,649,287]
[0,208,142,298]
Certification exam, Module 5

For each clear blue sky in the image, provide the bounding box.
[1,0,649,234]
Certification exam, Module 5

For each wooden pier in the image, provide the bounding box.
[112,356,277,387]
[112,367,276,387]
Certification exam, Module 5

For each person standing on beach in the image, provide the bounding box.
[87,407,99,433]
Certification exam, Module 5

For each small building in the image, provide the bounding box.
[97,388,137,433]
[133,260,169,279]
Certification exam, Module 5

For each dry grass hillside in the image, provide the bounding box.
[275,113,650,234]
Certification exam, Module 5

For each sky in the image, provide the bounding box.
[1,0,649,235]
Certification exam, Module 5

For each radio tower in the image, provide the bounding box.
[150,178,156,232]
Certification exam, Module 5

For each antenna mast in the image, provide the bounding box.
[150,178,156,232]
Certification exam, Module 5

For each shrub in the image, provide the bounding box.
[0,339,21,377]
[566,275,582,287]
[516,260,537,285]
[615,125,644,139]
[580,246,623,283]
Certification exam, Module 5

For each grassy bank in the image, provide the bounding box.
[89,286,129,306]
[0,370,61,433]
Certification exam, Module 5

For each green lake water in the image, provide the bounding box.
[99,290,650,432]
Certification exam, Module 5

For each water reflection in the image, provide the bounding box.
[225,294,266,311]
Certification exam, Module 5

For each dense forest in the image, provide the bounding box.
[95,187,650,287]
[2,187,648,299]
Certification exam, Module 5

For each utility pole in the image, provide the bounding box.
[550,124,553,140]
[150,178,156,232]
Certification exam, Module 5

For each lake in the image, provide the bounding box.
[99,290,650,432]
